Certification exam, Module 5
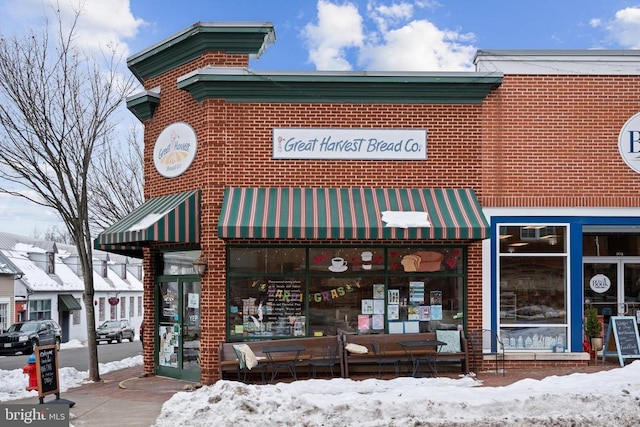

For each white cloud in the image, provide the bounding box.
[1,0,145,59]
[360,20,476,71]
[367,1,414,33]
[302,0,364,70]
[606,7,640,48]
[303,0,476,71]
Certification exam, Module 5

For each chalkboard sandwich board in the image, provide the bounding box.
[35,344,60,398]
[602,316,640,367]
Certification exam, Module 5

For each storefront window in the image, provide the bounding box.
[227,246,465,341]
[498,225,568,350]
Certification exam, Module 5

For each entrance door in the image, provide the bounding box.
[156,279,201,381]
[583,258,640,325]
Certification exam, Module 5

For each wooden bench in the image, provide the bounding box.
[219,335,343,381]
[342,331,469,377]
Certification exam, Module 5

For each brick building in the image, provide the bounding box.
[95,23,640,383]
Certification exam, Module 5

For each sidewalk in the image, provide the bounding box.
[10,366,197,427]
[8,359,622,427]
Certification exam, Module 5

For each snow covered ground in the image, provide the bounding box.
[2,340,639,426]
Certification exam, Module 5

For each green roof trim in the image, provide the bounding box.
[177,69,503,104]
[127,22,275,82]
[126,90,160,122]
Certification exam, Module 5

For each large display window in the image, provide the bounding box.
[497,225,568,350]
[227,245,466,341]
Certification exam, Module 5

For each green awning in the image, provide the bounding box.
[94,190,201,257]
[58,294,81,312]
[218,188,489,240]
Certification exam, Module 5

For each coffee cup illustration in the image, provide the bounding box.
[361,251,373,269]
[331,257,347,268]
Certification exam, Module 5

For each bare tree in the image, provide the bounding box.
[88,123,144,234]
[32,225,75,245]
[0,9,135,381]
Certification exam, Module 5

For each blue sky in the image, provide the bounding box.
[0,0,639,237]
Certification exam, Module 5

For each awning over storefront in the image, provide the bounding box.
[218,188,489,240]
[58,294,81,311]
[94,190,201,257]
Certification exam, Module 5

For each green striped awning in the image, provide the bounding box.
[218,188,488,240]
[94,190,201,257]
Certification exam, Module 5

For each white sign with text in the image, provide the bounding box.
[273,128,427,160]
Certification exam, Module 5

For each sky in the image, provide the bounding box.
[1,0,640,237]
[1,341,640,426]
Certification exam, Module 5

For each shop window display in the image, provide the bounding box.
[227,246,465,340]
[498,225,568,350]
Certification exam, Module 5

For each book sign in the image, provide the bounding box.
[589,274,610,294]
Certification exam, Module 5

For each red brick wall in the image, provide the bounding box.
[481,75,640,208]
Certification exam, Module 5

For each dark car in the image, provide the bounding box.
[0,320,62,355]
[96,319,135,344]
[139,321,144,346]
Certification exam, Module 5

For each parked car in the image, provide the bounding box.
[96,320,135,344]
[139,321,144,346]
[0,320,62,355]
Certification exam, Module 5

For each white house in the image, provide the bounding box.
[0,232,143,342]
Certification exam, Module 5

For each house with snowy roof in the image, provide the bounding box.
[0,232,143,343]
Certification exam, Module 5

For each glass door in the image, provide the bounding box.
[156,279,202,381]
[583,258,640,325]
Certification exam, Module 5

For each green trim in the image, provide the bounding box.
[126,91,160,122]
[127,22,275,82]
[178,70,502,104]
[58,294,81,311]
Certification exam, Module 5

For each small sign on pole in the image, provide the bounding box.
[601,316,640,367]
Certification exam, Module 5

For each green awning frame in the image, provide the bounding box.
[94,190,201,257]
[218,188,489,240]
[58,294,81,312]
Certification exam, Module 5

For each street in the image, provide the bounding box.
[0,340,142,371]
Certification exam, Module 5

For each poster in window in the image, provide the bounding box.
[410,282,425,303]
[373,299,385,315]
[188,293,199,309]
[388,289,400,305]
[372,314,384,330]
[373,284,385,299]
[407,305,419,321]
[388,304,399,320]
[431,305,443,320]
[430,290,442,305]
[358,315,371,331]
[361,299,374,315]
[419,305,431,321]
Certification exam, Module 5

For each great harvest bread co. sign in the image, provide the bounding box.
[154,122,198,178]
[273,128,427,160]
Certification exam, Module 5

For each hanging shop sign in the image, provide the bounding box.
[154,121,198,178]
[108,297,120,306]
[273,128,427,160]
[618,112,640,174]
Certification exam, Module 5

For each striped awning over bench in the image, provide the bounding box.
[218,188,488,240]
[94,190,201,257]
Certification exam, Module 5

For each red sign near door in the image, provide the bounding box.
[108,297,119,306]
